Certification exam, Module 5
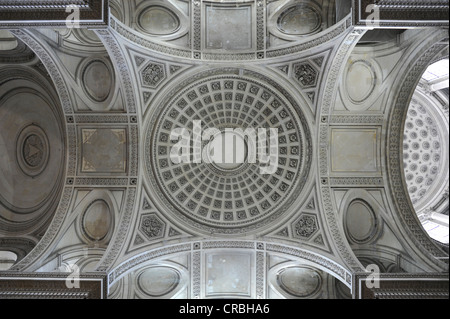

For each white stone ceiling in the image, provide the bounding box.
[0,0,448,299]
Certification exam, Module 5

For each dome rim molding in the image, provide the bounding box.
[142,66,314,236]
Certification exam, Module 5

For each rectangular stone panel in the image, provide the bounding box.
[205,4,253,50]
[205,252,252,298]
[330,128,380,174]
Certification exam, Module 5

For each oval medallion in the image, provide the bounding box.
[277,267,322,298]
[82,200,112,242]
[345,200,378,244]
[82,60,113,103]
[138,6,180,36]
[277,5,321,36]
[138,267,181,297]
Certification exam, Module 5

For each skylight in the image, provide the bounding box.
[422,59,449,82]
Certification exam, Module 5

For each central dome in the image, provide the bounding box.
[144,68,312,235]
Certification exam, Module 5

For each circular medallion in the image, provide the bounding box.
[144,69,312,235]
[16,124,50,178]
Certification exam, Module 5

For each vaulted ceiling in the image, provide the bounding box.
[0,0,448,299]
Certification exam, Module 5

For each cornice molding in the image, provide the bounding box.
[353,0,449,27]
[0,0,109,28]
[353,272,449,299]
[0,272,108,299]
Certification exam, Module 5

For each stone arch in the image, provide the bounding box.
[107,239,353,299]
[385,28,449,272]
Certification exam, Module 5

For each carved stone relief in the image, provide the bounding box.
[293,62,318,88]
[140,214,166,241]
[141,62,166,88]
[292,213,319,240]
[16,124,50,178]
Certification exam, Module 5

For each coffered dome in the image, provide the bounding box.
[144,68,312,235]
[403,94,448,211]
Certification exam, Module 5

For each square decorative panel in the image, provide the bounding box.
[205,4,253,50]
[205,252,252,298]
[331,128,380,174]
[80,128,127,174]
